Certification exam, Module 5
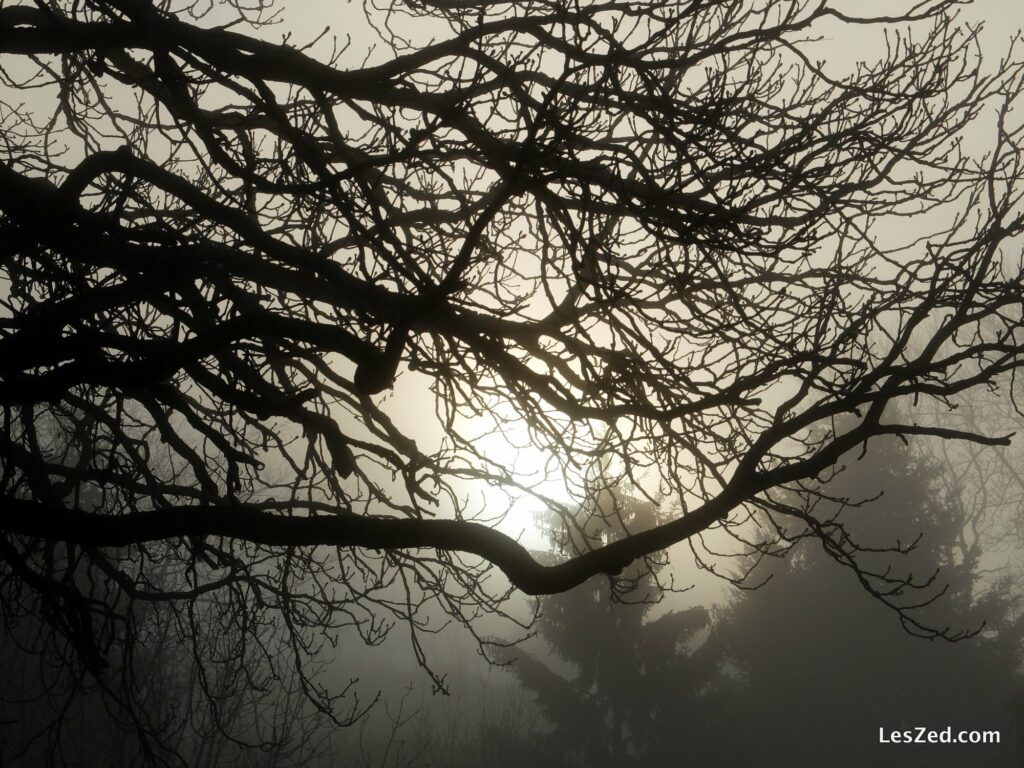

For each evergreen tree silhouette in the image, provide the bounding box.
[671,436,1024,768]
[497,478,712,768]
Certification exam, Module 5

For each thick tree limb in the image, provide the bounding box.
[0,494,737,595]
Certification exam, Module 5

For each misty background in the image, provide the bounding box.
[3,1,1024,767]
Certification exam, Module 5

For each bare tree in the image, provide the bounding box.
[0,541,337,766]
[2,0,1024,761]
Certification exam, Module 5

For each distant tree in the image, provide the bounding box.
[2,0,1024,761]
[494,478,712,768]
[668,435,1024,768]
[918,354,1024,574]
[0,561,335,768]
[498,437,1024,767]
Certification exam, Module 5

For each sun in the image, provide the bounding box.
[457,402,576,548]
[378,369,573,544]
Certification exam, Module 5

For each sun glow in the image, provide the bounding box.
[456,402,577,549]
[375,369,575,546]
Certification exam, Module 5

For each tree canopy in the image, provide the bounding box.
[2,0,1024,761]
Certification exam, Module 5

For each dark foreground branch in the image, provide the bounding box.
[0,494,738,596]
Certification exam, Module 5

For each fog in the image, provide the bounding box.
[318,424,1024,768]
[3,0,1024,766]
